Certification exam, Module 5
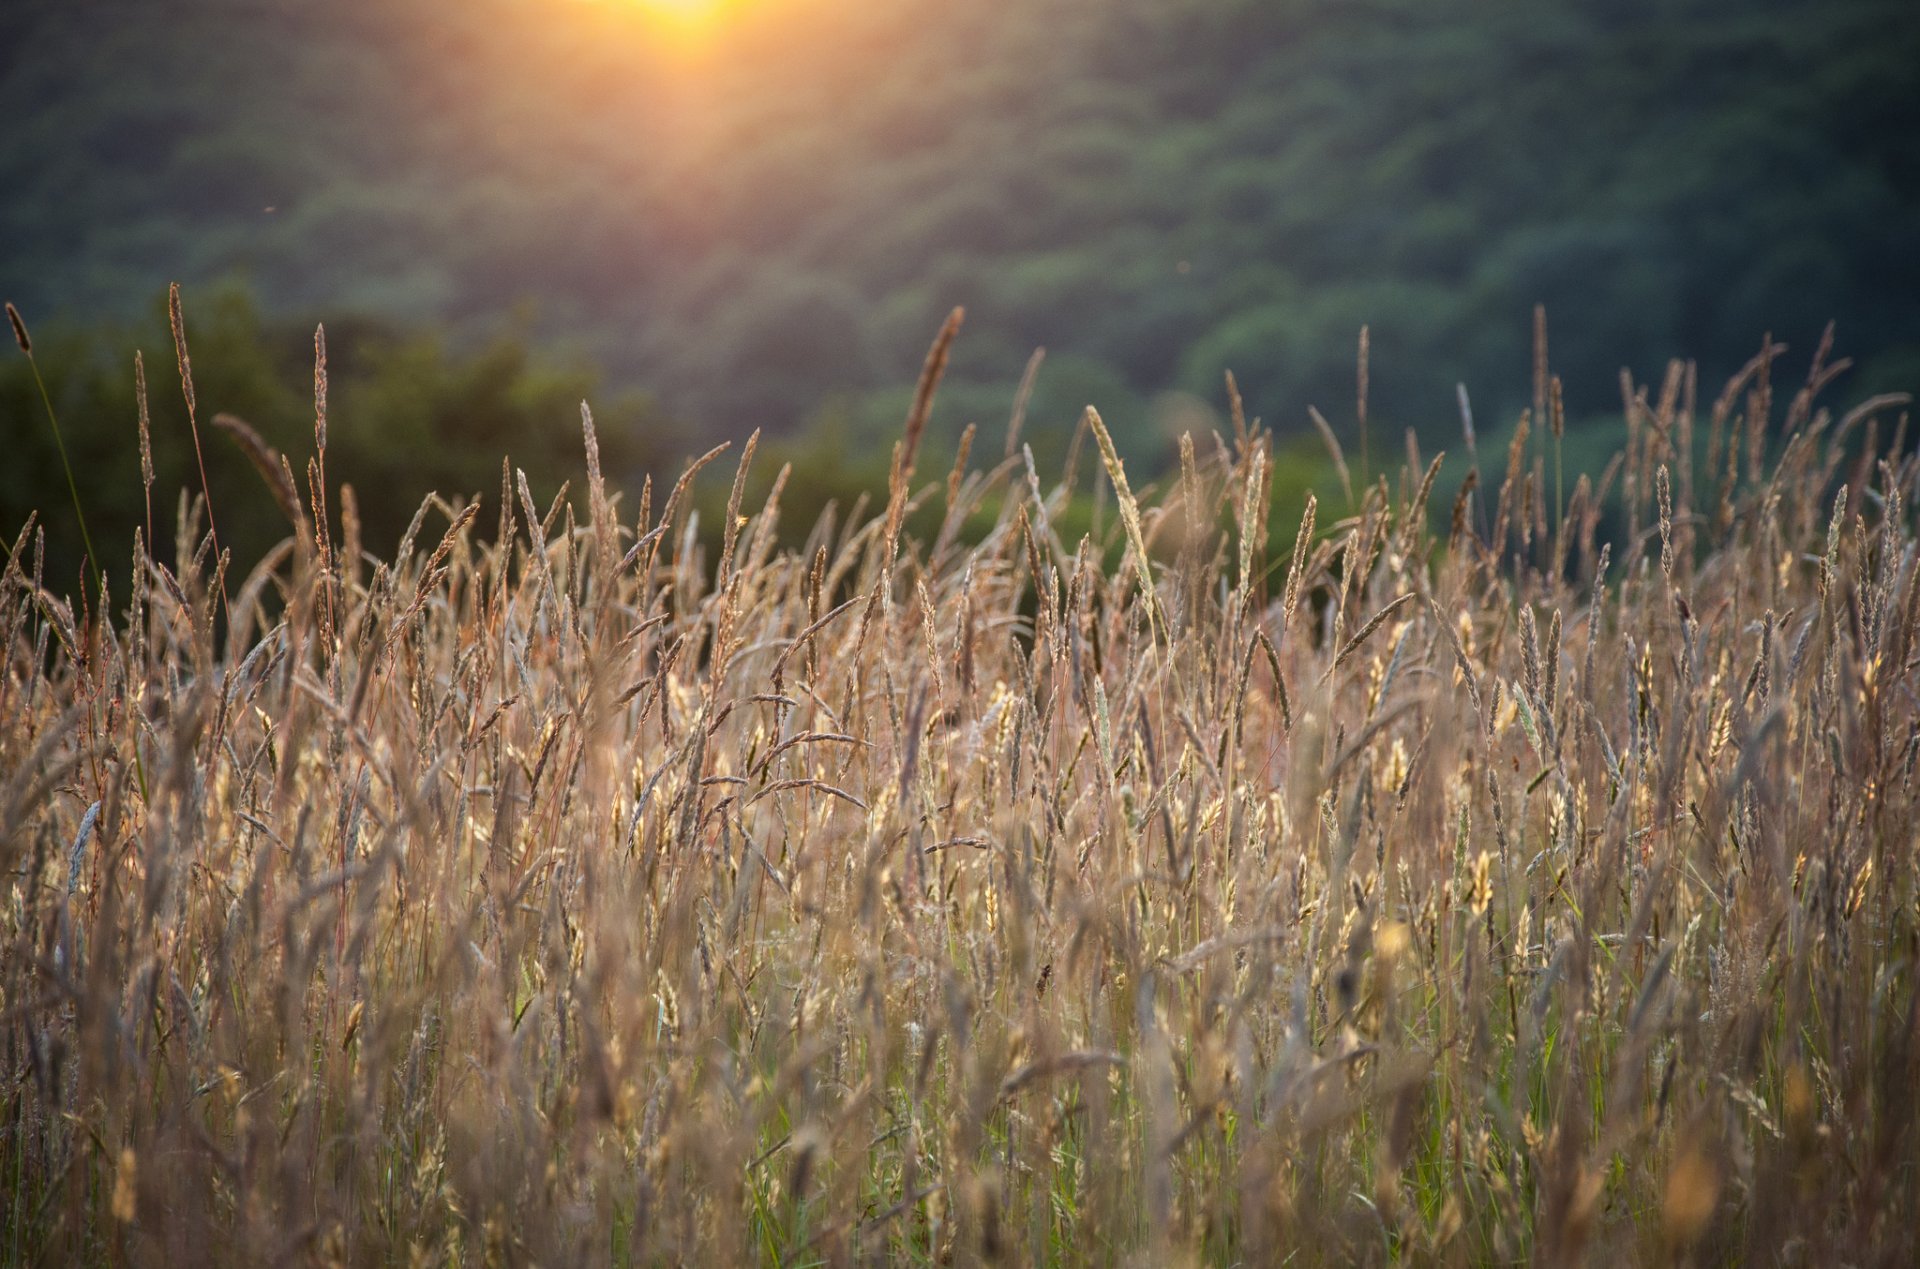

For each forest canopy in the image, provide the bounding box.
[2,0,1916,564]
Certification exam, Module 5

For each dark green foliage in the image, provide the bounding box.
[0,289,678,591]
[2,0,1914,448]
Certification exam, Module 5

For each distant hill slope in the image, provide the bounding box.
[3,0,1917,451]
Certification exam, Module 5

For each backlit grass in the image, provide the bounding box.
[2,318,1917,1264]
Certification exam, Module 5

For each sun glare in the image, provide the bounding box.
[573,0,825,55]
[625,0,738,37]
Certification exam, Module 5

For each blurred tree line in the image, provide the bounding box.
[0,289,675,588]
[2,0,1916,582]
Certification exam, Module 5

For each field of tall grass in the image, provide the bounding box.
[4,302,1918,1265]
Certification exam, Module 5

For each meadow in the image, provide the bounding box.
[3,304,1918,1265]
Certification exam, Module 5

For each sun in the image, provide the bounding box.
[624,0,739,36]
[573,0,802,51]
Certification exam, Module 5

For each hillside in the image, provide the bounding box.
[3,0,1917,456]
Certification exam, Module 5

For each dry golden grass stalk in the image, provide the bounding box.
[211,412,305,534]
[0,322,1916,1267]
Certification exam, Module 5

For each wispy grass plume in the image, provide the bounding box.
[0,316,1916,1265]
